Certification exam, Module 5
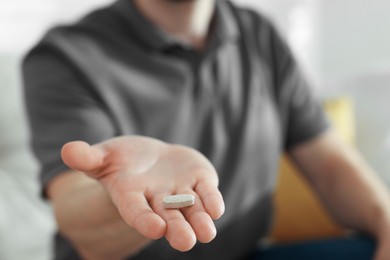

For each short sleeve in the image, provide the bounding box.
[269,25,329,149]
[22,47,116,197]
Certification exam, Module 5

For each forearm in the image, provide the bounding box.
[48,171,151,260]
[315,149,390,237]
[291,130,390,239]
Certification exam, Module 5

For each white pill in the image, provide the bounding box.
[163,194,195,209]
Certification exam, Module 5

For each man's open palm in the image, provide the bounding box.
[61,136,224,252]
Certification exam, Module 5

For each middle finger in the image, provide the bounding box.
[150,192,197,252]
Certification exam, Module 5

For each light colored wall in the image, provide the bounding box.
[0,0,113,54]
[320,0,390,81]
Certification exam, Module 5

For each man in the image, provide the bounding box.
[23,0,390,259]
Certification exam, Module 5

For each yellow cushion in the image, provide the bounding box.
[270,97,354,242]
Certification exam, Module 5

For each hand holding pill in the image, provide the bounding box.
[61,136,225,252]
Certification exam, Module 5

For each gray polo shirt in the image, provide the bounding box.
[23,0,328,259]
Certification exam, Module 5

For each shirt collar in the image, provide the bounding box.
[112,0,239,52]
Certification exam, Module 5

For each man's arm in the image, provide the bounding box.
[289,129,390,259]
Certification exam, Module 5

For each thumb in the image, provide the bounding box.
[61,141,105,174]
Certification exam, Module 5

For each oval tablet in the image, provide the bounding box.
[163,194,195,209]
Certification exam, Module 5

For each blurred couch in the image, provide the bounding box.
[270,97,353,242]
[0,55,54,260]
[271,68,390,242]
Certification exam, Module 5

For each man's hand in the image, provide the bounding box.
[61,136,225,252]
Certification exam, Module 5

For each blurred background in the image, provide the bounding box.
[0,0,389,259]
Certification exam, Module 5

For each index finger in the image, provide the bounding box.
[116,191,166,240]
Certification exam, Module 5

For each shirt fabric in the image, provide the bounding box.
[23,0,329,259]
